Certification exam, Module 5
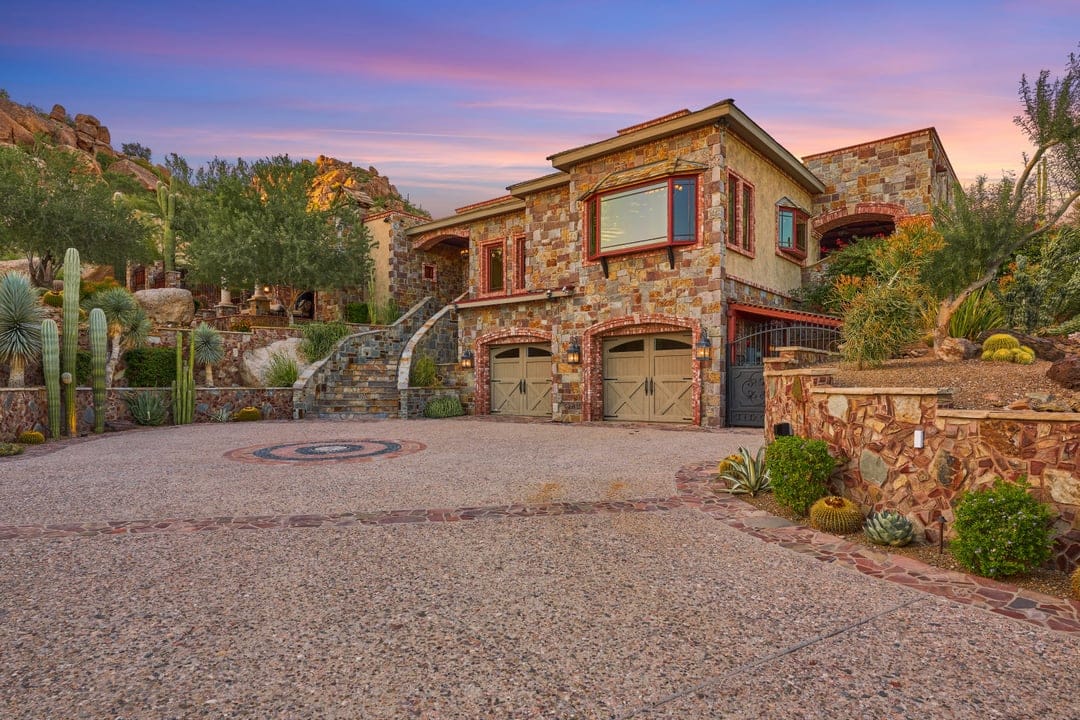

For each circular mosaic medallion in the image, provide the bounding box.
[225,439,425,465]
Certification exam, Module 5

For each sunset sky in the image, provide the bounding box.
[3,1,1078,217]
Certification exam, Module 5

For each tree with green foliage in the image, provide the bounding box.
[929,48,1080,356]
[0,145,152,286]
[186,155,374,323]
[0,272,46,387]
[121,143,152,162]
[992,224,1080,332]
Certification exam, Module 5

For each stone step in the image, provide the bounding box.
[314,411,398,420]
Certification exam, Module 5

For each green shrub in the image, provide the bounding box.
[951,478,1053,578]
[300,321,351,361]
[229,318,252,333]
[0,442,25,456]
[409,353,438,387]
[423,395,465,418]
[123,347,177,387]
[124,391,169,426]
[765,436,835,515]
[16,430,45,444]
[344,302,370,324]
[264,352,299,387]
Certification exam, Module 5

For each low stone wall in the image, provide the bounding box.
[1,387,294,438]
[765,366,1080,572]
[144,327,303,387]
[399,385,467,419]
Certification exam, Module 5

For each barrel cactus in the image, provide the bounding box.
[16,430,45,445]
[982,333,1020,353]
[232,406,262,422]
[864,510,915,547]
[809,496,863,534]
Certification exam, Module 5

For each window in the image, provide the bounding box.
[422,263,437,282]
[777,206,809,259]
[587,176,697,259]
[482,242,505,293]
[727,173,754,255]
[513,237,526,291]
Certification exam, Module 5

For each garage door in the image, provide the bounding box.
[490,343,552,417]
[603,333,692,423]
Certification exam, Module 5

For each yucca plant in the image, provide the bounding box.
[717,446,771,497]
[85,286,144,386]
[192,322,225,386]
[0,272,46,387]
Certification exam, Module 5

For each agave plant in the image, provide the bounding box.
[192,322,225,386]
[717,446,771,497]
[0,272,46,387]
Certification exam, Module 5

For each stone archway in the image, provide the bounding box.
[472,328,553,416]
[581,315,705,424]
[814,202,907,256]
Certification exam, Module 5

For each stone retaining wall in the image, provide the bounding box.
[1,387,294,438]
[765,363,1080,572]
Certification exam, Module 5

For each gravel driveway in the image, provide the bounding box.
[1,419,1076,719]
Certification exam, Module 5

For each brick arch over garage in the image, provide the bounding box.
[581,315,705,424]
[814,202,908,255]
[472,328,554,416]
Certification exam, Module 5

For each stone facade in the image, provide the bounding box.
[764,362,1080,573]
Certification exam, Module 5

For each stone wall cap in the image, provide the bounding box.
[764,368,837,376]
[810,386,951,396]
[938,408,1080,422]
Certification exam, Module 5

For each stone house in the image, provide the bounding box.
[406,100,958,427]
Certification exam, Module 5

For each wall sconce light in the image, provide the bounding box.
[566,339,581,365]
[694,335,713,363]
[262,285,271,294]
[460,248,469,257]
[460,349,474,370]
[914,429,925,449]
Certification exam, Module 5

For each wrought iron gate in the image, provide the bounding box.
[725,323,841,427]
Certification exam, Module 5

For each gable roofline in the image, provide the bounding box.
[547,99,826,194]
[405,196,525,237]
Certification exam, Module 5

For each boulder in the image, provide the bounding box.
[49,104,67,123]
[108,157,159,190]
[1047,355,1080,390]
[0,108,35,146]
[975,329,1065,361]
[937,337,979,362]
[241,337,308,387]
[134,288,195,326]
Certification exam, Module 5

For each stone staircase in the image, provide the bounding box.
[293,296,442,420]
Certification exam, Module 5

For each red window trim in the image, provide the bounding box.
[513,236,526,291]
[480,240,507,296]
[726,172,755,258]
[776,205,809,262]
[585,174,700,262]
[422,263,437,282]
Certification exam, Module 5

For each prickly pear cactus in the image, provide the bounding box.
[864,510,915,547]
[809,496,863,535]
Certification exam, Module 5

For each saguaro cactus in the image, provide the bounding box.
[89,308,107,433]
[41,319,61,439]
[62,247,80,436]
[157,181,177,273]
[172,330,194,424]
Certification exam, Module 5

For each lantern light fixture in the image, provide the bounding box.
[694,334,713,363]
[460,349,474,370]
[567,339,582,365]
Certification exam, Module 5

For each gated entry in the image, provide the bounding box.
[725,323,841,427]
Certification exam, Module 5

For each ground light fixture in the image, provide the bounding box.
[460,349,474,369]
[566,339,582,365]
[694,334,713,363]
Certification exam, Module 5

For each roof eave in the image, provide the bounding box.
[405,198,526,237]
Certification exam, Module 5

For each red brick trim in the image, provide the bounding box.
[813,202,908,234]
[581,315,704,425]
[472,328,554,416]
[414,230,469,251]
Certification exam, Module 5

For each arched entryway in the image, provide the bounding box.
[814,202,906,256]
[582,315,704,424]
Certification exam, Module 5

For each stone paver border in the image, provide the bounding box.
[1,459,1076,634]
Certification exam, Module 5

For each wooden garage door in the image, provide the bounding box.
[603,333,692,423]
[490,343,552,417]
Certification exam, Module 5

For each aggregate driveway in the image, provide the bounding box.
[0,419,1077,719]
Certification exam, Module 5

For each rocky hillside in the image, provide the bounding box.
[0,93,427,215]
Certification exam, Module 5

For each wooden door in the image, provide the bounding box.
[603,333,692,423]
[490,344,552,417]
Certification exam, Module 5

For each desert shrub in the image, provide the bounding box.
[124,391,169,426]
[423,395,465,418]
[344,302,369,324]
[765,436,835,515]
[123,347,176,387]
[229,318,252,332]
[951,478,1053,579]
[264,352,299,387]
[0,442,25,456]
[839,279,925,368]
[300,321,351,361]
[232,406,262,422]
[945,287,1004,340]
[409,353,438,387]
[16,430,45,444]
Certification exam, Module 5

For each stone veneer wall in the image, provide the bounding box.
[1,387,294,438]
[389,221,467,311]
[764,360,1080,572]
[141,327,303,387]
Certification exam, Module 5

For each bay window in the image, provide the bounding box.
[587,176,697,259]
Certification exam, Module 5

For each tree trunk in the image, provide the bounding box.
[7,357,25,388]
[106,332,123,387]
[932,267,1000,360]
[205,363,214,387]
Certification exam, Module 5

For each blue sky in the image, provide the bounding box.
[3,0,1078,216]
